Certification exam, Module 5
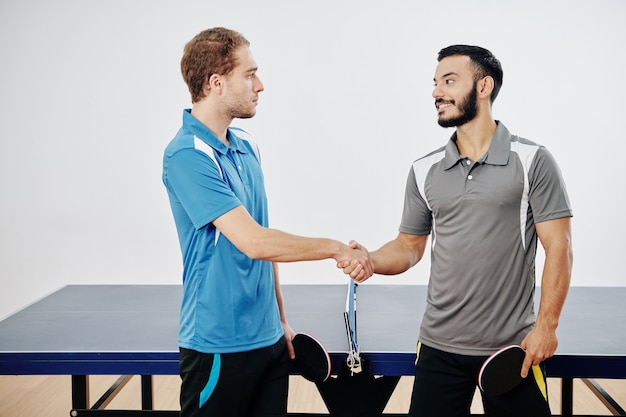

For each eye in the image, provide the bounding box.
[445,79,454,85]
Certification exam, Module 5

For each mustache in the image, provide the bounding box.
[435,98,455,105]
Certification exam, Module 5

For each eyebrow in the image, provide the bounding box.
[433,71,459,82]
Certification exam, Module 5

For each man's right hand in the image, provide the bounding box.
[337,240,373,282]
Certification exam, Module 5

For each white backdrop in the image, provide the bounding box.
[1,0,624,319]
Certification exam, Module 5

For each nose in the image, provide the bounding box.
[432,84,443,99]
[254,75,264,93]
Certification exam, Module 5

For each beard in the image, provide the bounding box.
[228,102,256,119]
[437,86,478,128]
[222,91,258,119]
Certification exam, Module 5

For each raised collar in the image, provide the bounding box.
[182,109,250,156]
[442,121,512,170]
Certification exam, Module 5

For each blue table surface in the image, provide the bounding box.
[0,284,625,377]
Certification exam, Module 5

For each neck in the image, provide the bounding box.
[190,100,231,145]
[454,113,497,161]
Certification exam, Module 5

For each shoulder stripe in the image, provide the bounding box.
[194,136,223,179]
[510,138,539,250]
[193,136,222,246]
[412,149,445,248]
[412,150,446,213]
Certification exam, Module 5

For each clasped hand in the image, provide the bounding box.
[337,240,373,283]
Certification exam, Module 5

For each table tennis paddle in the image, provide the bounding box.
[478,344,526,396]
[292,333,331,383]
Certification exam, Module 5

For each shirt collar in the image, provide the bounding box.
[442,121,512,170]
[182,109,250,156]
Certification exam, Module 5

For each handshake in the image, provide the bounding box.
[336,240,373,283]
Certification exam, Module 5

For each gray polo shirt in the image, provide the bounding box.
[400,121,572,355]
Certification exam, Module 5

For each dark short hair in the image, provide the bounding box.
[438,45,503,103]
[180,27,250,103]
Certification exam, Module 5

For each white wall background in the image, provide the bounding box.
[1,0,624,319]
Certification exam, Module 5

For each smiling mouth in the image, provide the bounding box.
[435,99,454,112]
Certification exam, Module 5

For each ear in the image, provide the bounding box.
[204,73,223,96]
[477,76,494,100]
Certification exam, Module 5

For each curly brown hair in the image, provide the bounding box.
[180,27,250,103]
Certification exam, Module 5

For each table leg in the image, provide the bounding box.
[71,375,90,409]
[141,375,153,410]
[561,378,573,416]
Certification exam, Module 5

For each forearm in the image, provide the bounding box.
[246,228,345,263]
[273,263,296,358]
[371,235,426,275]
[534,216,573,333]
[213,206,347,263]
[536,239,573,331]
[273,263,288,323]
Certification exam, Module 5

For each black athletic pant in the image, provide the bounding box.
[180,337,290,417]
[409,342,551,417]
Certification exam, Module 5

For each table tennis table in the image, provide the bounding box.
[0,284,624,416]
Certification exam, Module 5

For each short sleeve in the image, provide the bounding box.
[399,166,433,235]
[528,147,573,223]
[164,148,241,230]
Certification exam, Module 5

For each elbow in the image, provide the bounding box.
[236,239,261,260]
[237,234,271,260]
[563,233,574,271]
[244,244,266,260]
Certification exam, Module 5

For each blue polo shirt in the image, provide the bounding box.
[162,109,283,354]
